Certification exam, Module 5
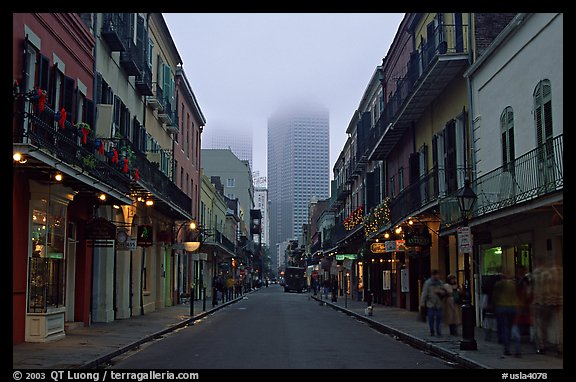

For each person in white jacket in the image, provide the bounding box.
[420,269,447,336]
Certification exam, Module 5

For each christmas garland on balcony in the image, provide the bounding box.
[343,206,364,231]
[363,198,391,237]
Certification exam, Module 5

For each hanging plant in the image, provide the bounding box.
[77,122,92,144]
[81,154,97,170]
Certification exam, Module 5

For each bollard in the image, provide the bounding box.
[202,287,206,311]
[212,287,218,307]
[190,287,194,317]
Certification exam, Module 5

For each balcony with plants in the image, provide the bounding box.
[13,87,132,196]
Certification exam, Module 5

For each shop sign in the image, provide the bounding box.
[405,234,431,247]
[86,217,116,240]
[335,254,357,260]
[370,243,386,253]
[384,240,407,252]
[343,258,353,270]
[137,225,153,247]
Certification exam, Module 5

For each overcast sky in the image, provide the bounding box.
[163,13,405,180]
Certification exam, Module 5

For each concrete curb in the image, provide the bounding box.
[311,295,490,369]
[77,292,254,369]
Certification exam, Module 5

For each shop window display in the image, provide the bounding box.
[27,200,66,313]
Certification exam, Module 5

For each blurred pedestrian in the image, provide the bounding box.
[420,270,447,336]
[493,270,520,356]
[531,256,563,355]
[443,274,462,336]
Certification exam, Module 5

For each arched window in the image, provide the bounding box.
[500,106,515,171]
[533,80,553,155]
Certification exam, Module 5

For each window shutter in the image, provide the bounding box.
[62,76,75,121]
[409,152,420,184]
[444,120,457,193]
[95,73,102,104]
[22,36,30,90]
[38,55,50,92]
[84,99,94,128]
[132,116,140,151]
[49,63,58,107]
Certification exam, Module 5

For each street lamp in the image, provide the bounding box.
[455,177,478,351]
[174,221,204,316]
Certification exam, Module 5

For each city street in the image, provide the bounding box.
[109,284,453,369]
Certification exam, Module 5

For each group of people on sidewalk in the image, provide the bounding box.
[419,270,462,337]
[419,261,563,358]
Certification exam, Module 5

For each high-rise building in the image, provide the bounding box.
[267,102,330,252]
[254,186,269,246]
[201,123,253,170]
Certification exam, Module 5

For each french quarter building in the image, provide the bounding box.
[307,12,562,352]
[12,13,203,344]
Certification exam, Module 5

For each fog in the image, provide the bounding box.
[163,13,405,179]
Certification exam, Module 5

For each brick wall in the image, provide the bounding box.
[474,13,518,58]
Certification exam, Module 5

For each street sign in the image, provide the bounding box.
[457,227,473,253]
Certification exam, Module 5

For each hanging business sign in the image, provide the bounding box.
[137,225,153,247]
[371,243,386,253]
[335,254,357,261]
[384,240,407,253]
[85,217,116,240]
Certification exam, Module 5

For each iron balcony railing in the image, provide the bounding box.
[440,134,563,228]
[126,139,192,215]
[205,228,237,255]
[100,13,127,51]
[389,167,440,227]
[119,38,141,77]
[14,94,131,194]
[135,65,153,96]
[363,23,469,161]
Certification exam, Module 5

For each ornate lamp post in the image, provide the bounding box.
[456,178,478,351]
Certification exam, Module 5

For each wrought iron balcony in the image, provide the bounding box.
[13,92,132,196]
[147,83,164,111]
[135,65,153,96]
[127,140,193,219]
[101,13,126,52]
[368,23,470,161]
[203,228,236,256]
[439,134,563,229]
[119,39,141,77]
[158,98,174,126]
[388,167,439,227]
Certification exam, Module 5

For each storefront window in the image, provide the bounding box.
[482,246,503,275]
[28,199,67,313]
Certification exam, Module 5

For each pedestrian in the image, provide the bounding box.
[443,274,462,336]
[530,256,563,356]
[492,270,520,356]
[323,279,330,299]
[420,269,447,336]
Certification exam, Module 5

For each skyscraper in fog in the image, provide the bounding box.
[201,123,253,170]
[267,102,330,254]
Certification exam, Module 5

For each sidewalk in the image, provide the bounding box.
[13,289,563,370]
[312,292,563,369]
[13,293,246,370]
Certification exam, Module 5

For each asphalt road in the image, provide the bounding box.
[109,284,454,369]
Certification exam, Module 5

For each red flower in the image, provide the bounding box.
[59,108,66,129]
